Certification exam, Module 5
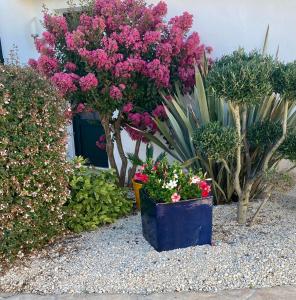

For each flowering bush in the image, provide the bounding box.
[134,158,211,203]
[29,0,211,185]
[0,65,70,266]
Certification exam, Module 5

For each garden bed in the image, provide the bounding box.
[1,189,296,295]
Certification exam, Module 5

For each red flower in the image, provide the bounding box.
[200,180,211,198]
[201,190,209,198]
[134,172,149,183]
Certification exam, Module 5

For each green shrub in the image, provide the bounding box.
[66,158,132,233]
[193,122,238,161]
[279,132,296,161]
[206,50,274,104]
[247,121,282,150]
[0,65,70,265]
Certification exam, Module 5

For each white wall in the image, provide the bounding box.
[2,0,296,66]
[148,0,296,62]
[1,0,296,168]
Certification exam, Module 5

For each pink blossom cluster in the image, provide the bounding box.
[79,73,98,91]
[122,102,166,142]
[30,0,212,141]
[51,73,77,96]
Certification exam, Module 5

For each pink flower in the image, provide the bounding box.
[42,31,56,47]
[51,72,77,95]
[76,103,85,113]
[66,30,86,51]
[134,172,149,183]
[110,85,123,100]
[152,1,167,17]
[169,12,193,33]
[44,14,68,36]
[123,102,133,113]
[96,134,106,150]
[146,59,170,87]
[79,73,98,91]
[139,164,148,172]
[171,193,181,202]
[156,43,173,64]
[144,31,161,46]
[92,16,106,31]
[190,176,201,185]
[102,36,118,53]
[79,49,109,69]
[96,141,106,150]
[37,55,59,76]
[28,58,38,69]
[128,113,142,126]
[152,105,167,119]
[119,84,126,90]
[125,126,147,142]
[65,62,77,72]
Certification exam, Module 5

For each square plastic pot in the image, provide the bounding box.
[140,189,213,251]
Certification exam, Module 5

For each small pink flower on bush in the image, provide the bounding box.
[171,193,181,202]
[119,83,126,90]
[76,103,85,113]
[123,102,133,113]
[42,31,56,47]
[152,105,167,119]
[65,62,77,72]
[110,85,123,100]
[44,14,68,36]
[37,55,58,76]
[28,58,38,69]
[79,73,98,91]
[51,73,77,95]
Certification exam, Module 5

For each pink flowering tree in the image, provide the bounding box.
[29,0,211,186]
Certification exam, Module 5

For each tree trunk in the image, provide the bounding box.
[237,181,253,224]
[127,139,141,186]
[101,115,119,178]
[114,117,128,187]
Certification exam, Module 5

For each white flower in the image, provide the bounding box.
[173,173,178,179]
[112,109,119,120]
[166,179,178,189]
[190,176,201,185]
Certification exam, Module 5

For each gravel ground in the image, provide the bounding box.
[1,189,296,295]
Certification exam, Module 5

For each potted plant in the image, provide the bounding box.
[134,158,213,251]
[128,144,165,209]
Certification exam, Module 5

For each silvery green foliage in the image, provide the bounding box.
[206,50,274,104]
[193,122,238,161]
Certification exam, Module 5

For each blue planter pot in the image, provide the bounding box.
[140,189,213,252]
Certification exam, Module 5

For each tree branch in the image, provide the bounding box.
[221,159,232,175]
[114,114,128,186]
[242,104,252,177]
[127,139,141,186]
[101,114,119,177]
[229,102,242,197]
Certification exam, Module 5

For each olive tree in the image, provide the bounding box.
[203,50,296,224]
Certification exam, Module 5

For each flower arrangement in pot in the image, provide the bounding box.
[134,157,213,251]
[128,144,165,208]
